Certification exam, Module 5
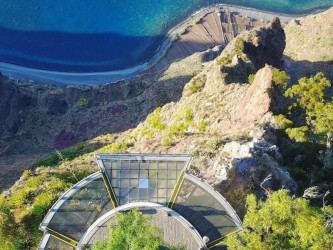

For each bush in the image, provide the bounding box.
[98,142,133,153]
[247,74,255,84]
[198,120,208,133]
[179,27,188,35]
[184,75,206,96]
[234,37,245,55]
[225,190,333,249]
[274,114,293,130]
[0,195,19,249]
[146,107,166,131]
[75,96,91,108]
[272,68,290,89]
[192,17,202,24]
[34,143,87,167]
[171,34,179,43]
[217,54,233,65]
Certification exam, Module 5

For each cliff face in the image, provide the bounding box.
[1,17,294,195]
[0,76,34,152]
[0,15,287,158]
[0,54,204,157]
[0,52,204,190]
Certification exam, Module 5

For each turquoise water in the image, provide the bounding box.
[0,0,332,72]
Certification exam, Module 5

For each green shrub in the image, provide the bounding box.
[274,114,293,129]
[146,107,166,131]
[184,108,194,122]
[192,17,202,24]
[234,37,245,55]
[217,37,246,66]
[184,75,206,96]
[179,27,188,35]
[0,195,19,250]
[111,89,122,98]
[217,54,233,65]
[75,96,91,108]
[11,188,35,208]
[34,143,87,167]
[91,209,185,250]
[171,34,179,43]
[225,190,333,249]
[272,68,290,89]
[198,120,208,133]
[207,138,225,150]
[161,106,195,147]
[139,127,154,140]
[98,141,133,153]
[161,124,185,147]
[248,74,255,84]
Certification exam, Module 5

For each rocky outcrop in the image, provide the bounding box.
[242,17,286,70]
[205,138,297,192]
[213,17,285,87]
[221,55,253,84]
[232,65,274,126]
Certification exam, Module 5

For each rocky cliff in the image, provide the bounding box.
[2,7,333,220]
[3,16,304,219]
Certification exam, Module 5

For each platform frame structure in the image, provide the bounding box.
[39,154,243,249]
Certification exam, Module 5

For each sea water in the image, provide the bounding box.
[0,0,332,73]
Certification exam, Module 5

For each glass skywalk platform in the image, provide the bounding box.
[39,154,242,250]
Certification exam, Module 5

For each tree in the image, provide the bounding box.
[225,190,333,249]
[91,209,181,250]
[282,73,333,168]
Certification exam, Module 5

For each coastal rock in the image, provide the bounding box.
[242,17,286,70]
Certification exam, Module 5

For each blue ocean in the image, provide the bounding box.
[0,0,332,73]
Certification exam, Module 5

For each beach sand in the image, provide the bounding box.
[0,4,309,85]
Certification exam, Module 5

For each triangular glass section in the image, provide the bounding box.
[95,154,192,206]
[40,173,113,242]
[172,173,243,245]
[38,233,75,250]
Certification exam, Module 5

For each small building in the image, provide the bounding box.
[39,154,243,249]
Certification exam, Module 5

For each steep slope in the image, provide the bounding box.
[0,52,204,190]
[284,7,333,81]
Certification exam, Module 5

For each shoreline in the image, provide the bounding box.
[0,4,329,85]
